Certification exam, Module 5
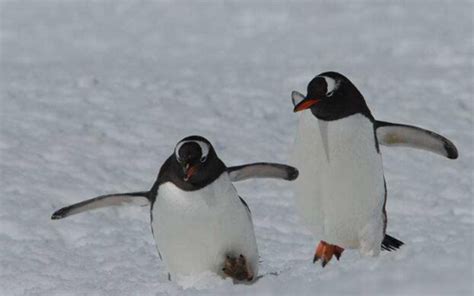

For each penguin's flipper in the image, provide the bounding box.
[51,191,151,220]
[227,163,299,182]
[375,121,458,159]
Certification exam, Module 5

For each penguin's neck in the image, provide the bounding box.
[155,157,227,192]
[310,99,374,122]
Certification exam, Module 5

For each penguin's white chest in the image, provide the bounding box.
[292,112,385,252]
[152,173,258,278]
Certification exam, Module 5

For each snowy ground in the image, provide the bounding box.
[1,0,472,295]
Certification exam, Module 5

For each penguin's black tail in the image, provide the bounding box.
[381,234,404,251]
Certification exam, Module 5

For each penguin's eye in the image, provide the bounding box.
[200,156,207,163]
[320,75,339,97]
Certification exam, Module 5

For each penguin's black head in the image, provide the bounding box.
[292,72,373,121]
[172,136,225,186]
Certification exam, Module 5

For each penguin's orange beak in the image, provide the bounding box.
[293,99,320,112]
[183,163,199,182]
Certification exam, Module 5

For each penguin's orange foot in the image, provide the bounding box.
[313,241,344,267]
[223,254,254,281]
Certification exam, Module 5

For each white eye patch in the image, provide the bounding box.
[320,76,339,96]
[175,140,210,161]
[291,90,306,107]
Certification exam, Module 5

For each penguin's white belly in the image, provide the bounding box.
[152,173,258,278]
[292,112,385,252]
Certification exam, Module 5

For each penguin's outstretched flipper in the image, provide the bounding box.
[51,191,151,220]
[227,163,299,182]
[375,121,458,159]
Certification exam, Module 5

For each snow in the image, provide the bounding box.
[0,0,472,295]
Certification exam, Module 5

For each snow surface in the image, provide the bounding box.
[0,0,472,295]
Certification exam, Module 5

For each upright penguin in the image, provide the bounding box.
[290,72,458,267]
[52,135,298,281]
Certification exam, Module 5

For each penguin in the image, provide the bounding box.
[51,135,298,282]
[290,72,458,267]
